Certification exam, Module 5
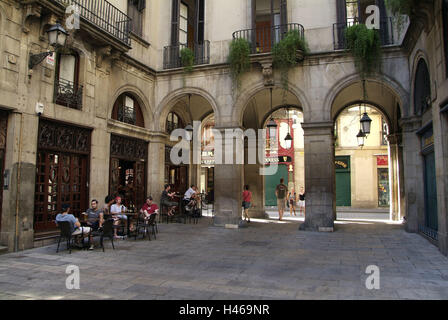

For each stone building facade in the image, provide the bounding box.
[0,0,446,256]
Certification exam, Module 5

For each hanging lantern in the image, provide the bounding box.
[267,118,278,142]
[284,132,293,149]
[357,129,365,147]
[360,112,372,135]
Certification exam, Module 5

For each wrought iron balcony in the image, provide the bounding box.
[55,0,131,46]
[163,41,210,70]
[333,17,394,50]
[232,23,305,54]
[54,78,83,110]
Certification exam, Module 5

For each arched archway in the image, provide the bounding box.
[330,79,405,223]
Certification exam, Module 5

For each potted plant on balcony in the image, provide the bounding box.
[228,38,251,90]
[180,47,195,72]
[272,29,309,90]
[345,24,382,79]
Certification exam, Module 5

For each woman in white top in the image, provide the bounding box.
[110,196,127,238]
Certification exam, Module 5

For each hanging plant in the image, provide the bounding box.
[228,38,251,88]
[180,47,195,73]
[272,29,309,90]
[345,24,382,78]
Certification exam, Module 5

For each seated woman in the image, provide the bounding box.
[140,196,159,221]
[110,196,128,238]
[160,184,178,216]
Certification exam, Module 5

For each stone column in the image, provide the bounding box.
[213,127,243,227]
[399,117,423,233]
[244,163,267,219]
[387,133,402,221]
[90,128,110,202]
[148,134,166,205]
[299,122,335,232]
[1,111,38,251]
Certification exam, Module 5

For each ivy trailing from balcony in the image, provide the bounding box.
[180,47,195,73]
[228,38,251,89]
[345,24,382,79]
[272,30,309,90]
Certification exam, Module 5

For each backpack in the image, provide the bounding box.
[277,184,287,199]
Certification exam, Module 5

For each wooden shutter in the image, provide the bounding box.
[194,0,205,44]
[280,0,287,25]
[336,0,347,25]
[171,0,180,45]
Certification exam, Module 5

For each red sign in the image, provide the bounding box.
[377,155,388,166]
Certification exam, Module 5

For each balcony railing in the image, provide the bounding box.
[163,41,210,70]
[333,17,394,50]
[55,0,131,46]
[232,23,305,54]
[54,78,83,110]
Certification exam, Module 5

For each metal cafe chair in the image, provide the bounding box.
[94,219,115,252]
[56,221,74,254]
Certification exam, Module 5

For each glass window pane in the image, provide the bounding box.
[59,55,76,83]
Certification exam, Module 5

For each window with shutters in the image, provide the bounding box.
[54,51,83,110]
[164,0,209,69]
[112,93,145,128]
[128,0,145,37]
[413,59,432,116]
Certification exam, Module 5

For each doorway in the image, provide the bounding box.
[265,164,288,206]
[109,158,146,208]
[423,151,438,233]
[335,156,351,207]
[109,134,147,209]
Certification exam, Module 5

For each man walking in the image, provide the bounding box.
[275,178,288,221]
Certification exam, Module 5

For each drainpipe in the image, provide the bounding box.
[14,112,23,252]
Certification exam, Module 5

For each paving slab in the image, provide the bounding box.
[0,217,447,300]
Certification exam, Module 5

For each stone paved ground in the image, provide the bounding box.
[1,217,448,300]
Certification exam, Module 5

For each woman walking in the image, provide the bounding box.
[288,190,297,216]
[242,185,252,223]
[298,187,306,217]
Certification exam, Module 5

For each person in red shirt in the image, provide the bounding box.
[242,185,252,223]
[140,196,159,221]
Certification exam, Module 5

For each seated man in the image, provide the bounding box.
[183,185,198,211]
[160,184,178,216]
[140,196,159,221]
[110,196,128,239]
[56,204,91,247]
[82,199,104,250]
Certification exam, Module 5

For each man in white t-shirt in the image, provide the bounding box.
[110,196,127,238]
[183,185,198,211]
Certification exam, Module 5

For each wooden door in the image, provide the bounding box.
[424,152,438,232]
[34,152,88,231]
[134,161,146,208]
[335,156,351,207]
[256,21,271,53]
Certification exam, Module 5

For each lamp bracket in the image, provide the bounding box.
[29,51,53,70]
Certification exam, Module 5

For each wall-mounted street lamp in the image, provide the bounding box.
[29,23,68,70]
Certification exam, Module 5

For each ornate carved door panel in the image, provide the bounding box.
[34,120,91,232]
[0,111,8,229]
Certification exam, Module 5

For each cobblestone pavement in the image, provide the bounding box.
[1,217,448,300]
